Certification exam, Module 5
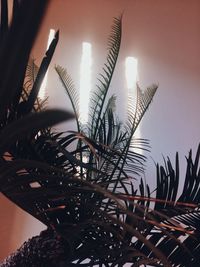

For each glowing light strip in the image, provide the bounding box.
[79,42,92,124]
[125,56,141,139]
[39,29,55,99]
[125,57,138,90]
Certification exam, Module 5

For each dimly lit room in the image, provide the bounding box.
[0,1,200,266]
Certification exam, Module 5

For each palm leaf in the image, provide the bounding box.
[126,83,158,136]
[24,58,39,93]
[0,157,174,267]
[22,58,48,112]
[21,30,59,114]
[106,84,157,193]
[89,16,122,140]
[128,144,200,266]
[55,65,80,132]
[0,109,74,153]
[0,0,49,117]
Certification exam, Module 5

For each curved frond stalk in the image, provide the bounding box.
[89,16,122,140]
[142,210,200,266]
[0,157,174,266]
[55,65,81,132]
[123,195,198,209]
[126,83,158,136]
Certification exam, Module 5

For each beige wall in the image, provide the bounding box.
[0,194,45,260]
[1,0,200,260]
[34,0,200,159]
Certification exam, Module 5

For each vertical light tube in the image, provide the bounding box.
[125,57,138,90]
[125,56,140,138]
[125,56,138,113]
[39,29,55,99]
[79,42,92,124]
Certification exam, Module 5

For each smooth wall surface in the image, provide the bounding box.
[1,0,200,260]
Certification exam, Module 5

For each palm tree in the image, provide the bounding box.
[1,1,200,267]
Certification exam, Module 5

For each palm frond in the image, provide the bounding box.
[0,157,175,267]
[89,16,122,140]
[126,144,200,266]
[0,0,49,117]
[23,58,39,93]
[154,145,200,212]
[102,84,157,195]
[21,30,59,114]
[0,109,74,153]
[22,58,48,112]
[126,83,158,136]
[178,144,200,204]
[95,83,157,197]
[55,65,80,132]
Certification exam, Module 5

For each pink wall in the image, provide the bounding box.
[34,0,200,159]
[1,0,200,260]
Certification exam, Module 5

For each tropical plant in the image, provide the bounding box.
[142,145,200,267]
[0,0,73,264]
[0,0,73,151]
[1,1,200,267]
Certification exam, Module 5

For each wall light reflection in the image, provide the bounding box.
[125,56,141,138]
[125,57,138,90]
[79,42,92,124]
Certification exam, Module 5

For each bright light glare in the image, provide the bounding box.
[39,29,55,99]
[125,57,138,89]
[79,42,92,124]
[125,56,141,139]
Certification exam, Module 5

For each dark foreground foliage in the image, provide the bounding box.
[0,1,200,267]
